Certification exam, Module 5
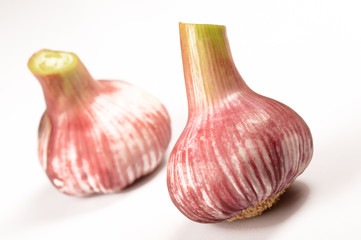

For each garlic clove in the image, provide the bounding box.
[166,23,313,223]
[29,49,171,196]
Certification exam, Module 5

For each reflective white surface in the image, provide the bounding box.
[1,0,360,239]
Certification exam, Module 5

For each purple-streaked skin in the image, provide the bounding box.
[29,49,171,196]
[166,23,313,223]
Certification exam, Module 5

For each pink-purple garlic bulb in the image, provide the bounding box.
[29,49,171,196]
[167,23,313,223]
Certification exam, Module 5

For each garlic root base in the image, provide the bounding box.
[227,184,290,222]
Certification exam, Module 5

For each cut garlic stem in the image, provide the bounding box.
[28,49,78,75]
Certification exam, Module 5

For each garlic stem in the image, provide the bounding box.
[28,50,78,75]
[28,49,97,114]
[180,23,249,113]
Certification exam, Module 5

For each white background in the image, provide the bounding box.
[1,0,361,239]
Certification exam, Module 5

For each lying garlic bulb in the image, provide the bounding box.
[167,23,313,223]
[29,49,171,196]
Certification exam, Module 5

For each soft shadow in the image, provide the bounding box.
[3,157,166,234]
[171,181,309,240]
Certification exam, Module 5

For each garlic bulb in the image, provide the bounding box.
[167,23,313,223]
[29,49,171,196]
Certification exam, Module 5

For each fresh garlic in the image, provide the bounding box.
[167,23,313,223]
[29,49,171,196]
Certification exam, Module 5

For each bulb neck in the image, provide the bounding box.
[28,49,98,116]
[180,23,249,114]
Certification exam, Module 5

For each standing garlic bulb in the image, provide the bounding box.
[167,23,313,223]
[29,49,171,196]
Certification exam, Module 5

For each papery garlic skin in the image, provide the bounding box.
[167,23,313,223]
[30,49,171,196]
